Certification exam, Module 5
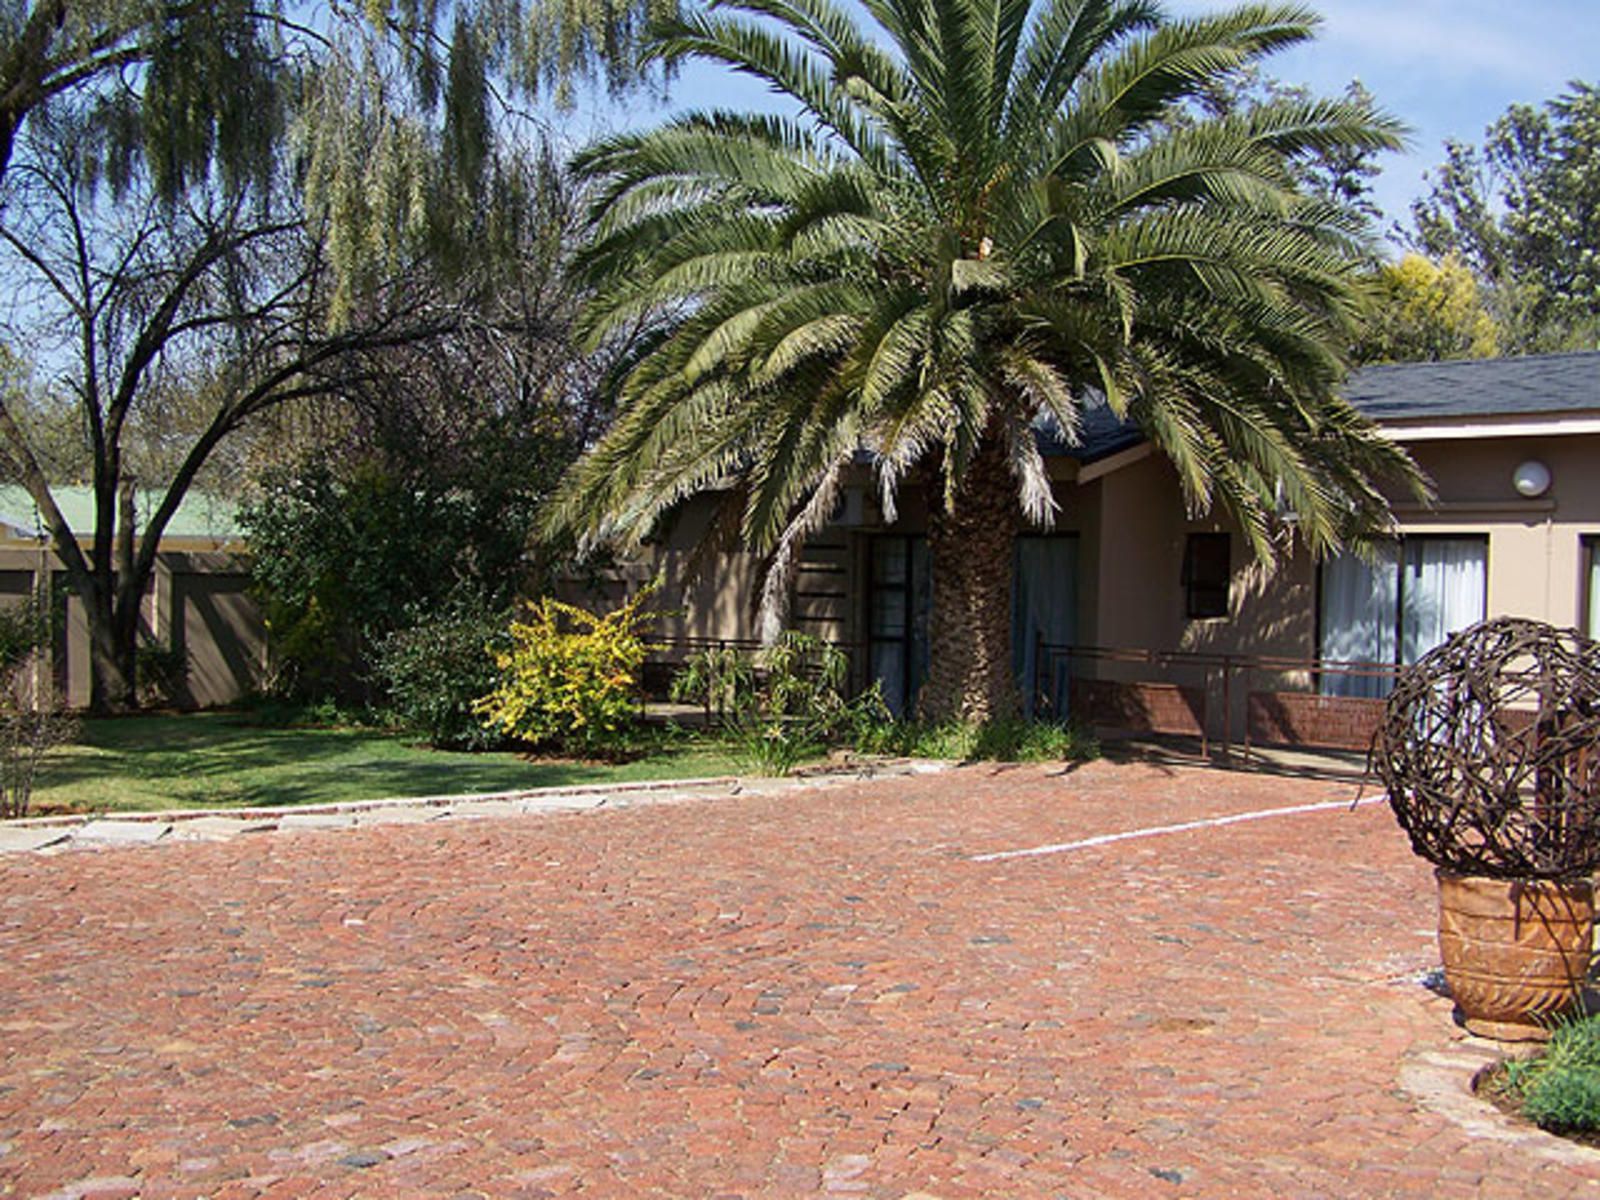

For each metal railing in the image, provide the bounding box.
[644,635,870,724]
[1031,641,1406,758]
[645,634,1406,756]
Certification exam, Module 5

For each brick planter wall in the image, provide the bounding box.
[1248,691,1386,751]
[1070,679,1206,737]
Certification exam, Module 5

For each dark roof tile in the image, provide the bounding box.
[1343,351,1600,421]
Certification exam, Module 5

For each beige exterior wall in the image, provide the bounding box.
[0,545,264,709]
[1074,431,1600,664]
[556,496,769,644]
[562,481,925,655]
[1397,434,1600,632]
[166,553,266,708]
[1060,431,1600,740]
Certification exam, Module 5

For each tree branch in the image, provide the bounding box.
[0,390,96,595]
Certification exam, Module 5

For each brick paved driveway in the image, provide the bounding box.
[3,761,1598,1199]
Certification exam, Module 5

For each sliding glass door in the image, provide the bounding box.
[867,536,930,716]
[1319,536,1487,696]
[1013,537,1078,717]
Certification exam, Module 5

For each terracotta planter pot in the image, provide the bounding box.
[1435,869,1595,1042]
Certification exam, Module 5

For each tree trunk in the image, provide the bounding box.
[916,430,1019,723]
[86,595,138,714]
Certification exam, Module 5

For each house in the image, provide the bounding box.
[594,350,1600,750]
[0,486,265,708]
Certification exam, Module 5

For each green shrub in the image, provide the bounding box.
[854,716,1098,763]
[669,645,754,721]
[0,600,43,674]
[136,640,188,708]
[0,598,75,821]
[1504,1013,1600,1133]
[233,692,389,729]
[475,588,656,758]
[376,603,510,750]
[1522,1069,1600,1133]
[241,433,561,708]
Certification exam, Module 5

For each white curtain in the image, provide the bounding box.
[1589,543,1600,642]
[1401,539,1486,665]
[1319,545,1399,698]
[1013,537,1078,718]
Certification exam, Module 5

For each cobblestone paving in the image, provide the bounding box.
[2,760,1598,1198]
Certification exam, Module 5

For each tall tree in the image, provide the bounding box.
[0,0,669,711]
[1182,65,1385,222]
[1410,82,1600,353]
[0,103,456,710]
[240,151,625,705]
[0,0,674,190]
[550,0,1424,721]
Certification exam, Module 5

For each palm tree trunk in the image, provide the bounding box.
[916,431,1018,723]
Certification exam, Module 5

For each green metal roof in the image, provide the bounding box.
[0,485,242,543]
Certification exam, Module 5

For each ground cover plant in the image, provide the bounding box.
[25,714,745,816]
[855,716,1098,763]
[670,635,1099,772]
[1485,1013,1600,1142]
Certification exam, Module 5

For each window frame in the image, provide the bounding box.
[1182,531,1232,621]
[1583,536,1600,640]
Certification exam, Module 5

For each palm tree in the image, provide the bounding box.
[549,0,1425,721]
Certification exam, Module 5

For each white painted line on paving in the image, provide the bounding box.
[971,794,1387,862]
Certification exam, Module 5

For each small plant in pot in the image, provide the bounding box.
[1373,617,1600,1042]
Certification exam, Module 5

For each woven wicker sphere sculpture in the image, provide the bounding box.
[1373,616,1600,880]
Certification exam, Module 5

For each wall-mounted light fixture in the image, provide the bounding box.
[1512,459,1552,498]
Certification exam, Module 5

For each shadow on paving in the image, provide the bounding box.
[1098,733,1371,784]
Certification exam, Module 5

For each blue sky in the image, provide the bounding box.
[1166,0,1600,231]
[568,0,1599,249]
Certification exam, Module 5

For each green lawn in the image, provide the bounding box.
[29,713,746,815]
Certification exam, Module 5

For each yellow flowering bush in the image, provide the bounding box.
[474,586,657,757]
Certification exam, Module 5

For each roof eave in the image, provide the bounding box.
[1374,411,1600,442]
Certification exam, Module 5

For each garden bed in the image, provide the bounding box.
[1473,1015,1600,1150]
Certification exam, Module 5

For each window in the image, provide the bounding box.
[1182,533,1231,620]
[1318,536,1488,697]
